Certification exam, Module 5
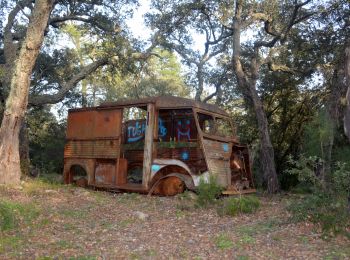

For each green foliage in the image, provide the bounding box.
[286,155,322,189]
[27,108,66,174]
[214,233,233,250]
[217,196,260,217]
[195,175,223,207]
[288,193,349,237]
[303,109,334,159]
[0,200,39,231]
[286,155,350,237]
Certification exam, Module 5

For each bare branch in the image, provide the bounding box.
[254,0,314,49]
[49,15,114,32]
[3,0,32,62]
[29,57,109,105]
[203,90,217,103]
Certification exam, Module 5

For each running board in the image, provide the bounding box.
[222,188,256,195]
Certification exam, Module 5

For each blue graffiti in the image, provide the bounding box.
[176,119,191,141]
[151,164,161,172]
[158,117,167,138]
[181,151,189,161]
[222,143,229,152]
[127,121,146,142]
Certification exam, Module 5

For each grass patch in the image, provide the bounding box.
[217,195,260,216]
[235,218,279,236]
[68,257,97,260]
[145,249,157,257]
[59,208,88,219]
[55,239,71,249]
[0,235,23,254]
[116,193,141,203]
[214,233,233,250]
[237,256,250,260]
[196,176,223,208]
[323,247,350,260]
[118,218,133,228]
[90,191,109,204]
[129,252,141,260]
[175,209,186,219]
[0,199,40,231]
[22,177,62,195]
[238,234,256,245]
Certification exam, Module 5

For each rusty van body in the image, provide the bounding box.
[63,96,255,195]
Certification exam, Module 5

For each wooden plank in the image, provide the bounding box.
[142,103,155,189]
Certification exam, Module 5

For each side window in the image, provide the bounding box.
[197,113,215,134]
[216,117,234,137]
[158,110,172,141]
[123,107,147,143]
[158,109,198,142]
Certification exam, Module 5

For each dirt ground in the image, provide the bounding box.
[0,179,349,260]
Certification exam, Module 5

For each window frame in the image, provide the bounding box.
[195,109,236,142]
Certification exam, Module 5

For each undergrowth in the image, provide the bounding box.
[0,199,40,231]
[217,195,260,216]
[286,156,350,238]
[23,174,63,195]
[195,175,223,208]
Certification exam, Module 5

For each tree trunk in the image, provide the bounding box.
[248,82,279,193]
[0,0,54,185]
[19,120,31,176]
[195,64,204,101]
[231,2,279,193]
[344,42,350,141]
[81,80,88,107]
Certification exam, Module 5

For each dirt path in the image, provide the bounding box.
[0,180,349,260]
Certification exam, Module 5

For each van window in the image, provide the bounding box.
[158,109,198,142]
[216,117,234,137]
[123,107,147,143]
[197,113,215,134]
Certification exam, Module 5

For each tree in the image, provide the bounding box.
[147,0,315,192]
[229,0,314,193]
[0,0,138,184]
[0,0,54,184]
[344,41,350,141]
[146,1,232,101]
[96,48,190,101]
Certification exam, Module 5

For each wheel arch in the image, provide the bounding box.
[63,158,95,184]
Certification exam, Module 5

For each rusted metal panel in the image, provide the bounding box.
[66,110,97,140]
[66,109,121,140]
[201,139,232,187]
[64,139,120,158]
[94,109,122,138]
[95,160,116,184]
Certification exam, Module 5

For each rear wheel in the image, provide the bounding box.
[152,176,185,196]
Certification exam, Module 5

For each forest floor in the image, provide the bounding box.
[0,176,349,260]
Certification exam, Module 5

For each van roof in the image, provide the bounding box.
[100,96,229,116]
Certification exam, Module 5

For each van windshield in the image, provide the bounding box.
[197,112,234,138]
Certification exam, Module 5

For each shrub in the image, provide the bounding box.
[217,195,260,216]
[288,193,349,237]
[286,155,350,237]
[195,175,223,207]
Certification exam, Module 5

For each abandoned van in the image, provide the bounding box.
[63,96,255,195]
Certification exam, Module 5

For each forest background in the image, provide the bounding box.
[0,0,349,193]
